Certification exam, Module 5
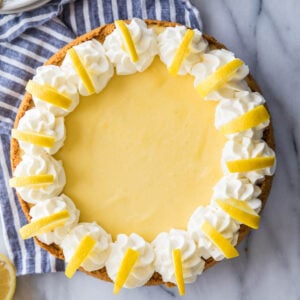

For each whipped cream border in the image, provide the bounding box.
[12,19,276,289]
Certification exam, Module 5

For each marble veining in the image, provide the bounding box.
[0,0,299,299]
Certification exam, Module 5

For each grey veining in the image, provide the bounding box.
[0,0,299,299]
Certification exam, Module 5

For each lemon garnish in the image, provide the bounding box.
[172,249,185,296]
[26,80,72,110]
[168,29,195,76]
[226,156,275,173]
[9,174,54,188]
[196,58,244,98]
[216,198,260,229]
[220,105,270,135]
[19,210,70,240]
[68,48,95,95]
[0,253,16,300]
[65,235,96,279]
[113,248,139,294]
[12,129,55,148]
[201,220,239,259]
[115,20,139,63]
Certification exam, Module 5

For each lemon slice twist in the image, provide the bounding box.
[19,210,70,240]
[12,129,55,148]
[115,20,139,63]
[168,29,195,76]
[216,198,260,229]
[196,58,244,98]
[172,249,185,296]
[0,253,16,300]
[201,220,239,259]
[9,174,54,188]
[65,235,96,279]
[114,248,140,294]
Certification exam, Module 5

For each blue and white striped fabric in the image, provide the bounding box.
[0,0,202,276]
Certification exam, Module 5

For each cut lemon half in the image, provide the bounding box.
[172,249,185,296]
[68,48,95,95]
[9,174,54,188]
[216,198,260,229]
[19,209,70,239]
[0,253,16,300]
[26,80,72,110]
[196,58,244,98]
[226,156,275,173]
[12,129,55,148]
[220,105,270,135]
[65,235,96,279]
[201,220,239,259]
[114,248,139,294]
[115,20,139,63]
[168,29,195,76]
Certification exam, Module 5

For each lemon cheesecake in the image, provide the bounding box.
[10,19,275,294]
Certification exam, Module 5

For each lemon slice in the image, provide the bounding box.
[216,198,260,229]
[65,235,96,279]
[9,174,54,188]
[68,48,95,95]
[201,220,239,259]
[226,156,275,173]
[115,20,139,63]
[0,253,16,300]
[196,58,244,98]
[26,80,72,110]
[172,249,185,296]
[114,248,139,294]
[19,210,70,239]
[168,29,195,76]
[220,105,270,135]
[12,129,55,148]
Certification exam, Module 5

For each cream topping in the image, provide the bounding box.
[152,229,205,284]
[61,39,114,96]
[105,233,155,288]
[104,18,158,75]
[61,222,112,272]
[17,108,65,155]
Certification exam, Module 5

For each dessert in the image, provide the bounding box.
[9,19,275,295]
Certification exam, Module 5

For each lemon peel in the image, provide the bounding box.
[12,129,55,148]
[172,249,185,296]
[9,174,54,188]
[0,253,16,300]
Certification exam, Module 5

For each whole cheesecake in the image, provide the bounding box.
[10,19,275,292]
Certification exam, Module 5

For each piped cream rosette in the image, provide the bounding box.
[10,19,275,295]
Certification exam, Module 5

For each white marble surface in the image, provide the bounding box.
[1,0,299,299]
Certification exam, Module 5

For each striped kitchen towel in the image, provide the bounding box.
[0,0,202,276]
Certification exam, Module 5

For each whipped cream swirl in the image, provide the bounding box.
[152,229,205,284]
[13,153,65,204]
[106,233,155,288]
[61,222,112,272]
[61,39,114,96]
[32,65,79,116]
[16,108,65,155]
[188,205,240,261]
[29,194,80,245]
[104,18,158,75]
[158,26,208,75]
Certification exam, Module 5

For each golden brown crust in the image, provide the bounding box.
[10,19,275,286]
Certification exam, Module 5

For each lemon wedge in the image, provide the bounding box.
[26,80,72,110]
[216,198,260,229]
[65,235,96,279]
[201,220,239,259]
[196,58,244,98]
[226,156,275,173]
[220,105,270,135]
[19,210,70,240]
[0,253,16,300]
[12,129,55,148]
[114,248,139,294]
[168,29,195,76]
[9,174,54,188]
[68,48,95,95]
[172,249,185,296]
[115,20,139,63]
